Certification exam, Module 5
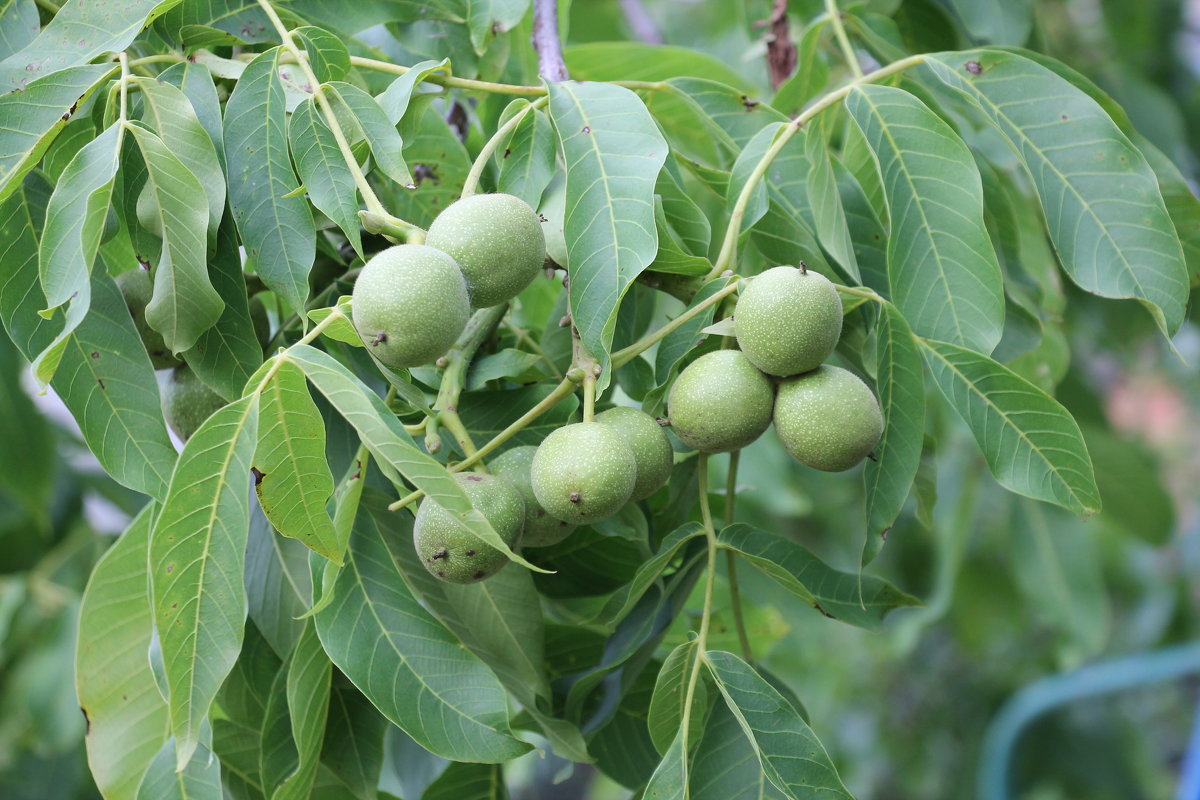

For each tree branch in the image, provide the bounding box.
[532,0,570,82]
[619,0,664,44]
[765,0,798,90]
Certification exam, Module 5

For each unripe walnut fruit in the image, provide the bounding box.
[489,445,575,547]
[734,266,842,377]
[425,193,546,308]
[162,365,225,441]
[413,472,524,583]
[531,422,637,525]
[594,406,673,501]
[668,350,774,453]
[115,269,180,370]
[773,365,882,472]
[351,244,470,369]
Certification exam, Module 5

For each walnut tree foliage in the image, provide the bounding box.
[0,0,1195,798]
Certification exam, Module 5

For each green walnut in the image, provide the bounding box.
[115,269,180,370]
[162,365,226,441]
[351,244,470,369]
[425,193,545,308]
[668,350,774,453]
[489,445,576,547]
[530,422,637,525]
[595,406,673,501]
[773,365,883,472]
[413,472,525,583]
[734,265,842,377]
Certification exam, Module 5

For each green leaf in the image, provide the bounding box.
[312,504,530,763]
[287,344,545,572]
[135,75,225,238]
[375,58,449,126]
[1009,500,1108,660]
[381,502,551,707]
[0,63,112,202]
[863,301,925,563]
[548,81,667,386]
[52,273,178,500]
[77,506,169,800]
[834,158,889,293]
[33,122,121,381]
[925,50,1190,337]
[0,183,56,357]
[1137,134,1200,288]
[307,297,362,347]
[293,25,350,83]
[327,81,413,187]
[496,102,556,208]
[588,661,661,788]
[566,42,751,89]
[386,106,470,227]
[918,337,1100,513]
[456,384,578,448]
[647,640,707,756]
[804,119,860,282]
[466,348,545,390]
[137,738,223,800]
[127,122,224,354]
[598,523,704,627]
[0,0,38,60]
[289,98,364,256]
[422,762,508,800]
[1083,426,1175,545]
[158,60,227,169]
[690,701,786,800]
[845,83,1004,353]
[652,78,779,167]
[655,167,710,257]
[704,651,851,800]
[319,672,387,800]
[151,394,260,769]
[254,359,341,562]
[462,0,527,54]
[224,47,314,313]
[718,523,919,630]
[0,0,180,88]
[0,333,53,519]
[642,728,688,800]
[246,498,311,659]
[272,622,332,800]
[944,0,1032,45]
[212,622,279,797]
[183,219,264,402]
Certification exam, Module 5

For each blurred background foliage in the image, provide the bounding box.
[2,0,1199,798]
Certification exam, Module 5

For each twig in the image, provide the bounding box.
[346,55,664,95]
[724,451,754,663]
[532,0,570,82]
[619,0,665,44]
[765,0,798,90]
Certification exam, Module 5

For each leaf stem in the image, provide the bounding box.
[346,56,666,96]
[680,453,718,752]
[582,373,596,422]
[255,0,405,225]
[610,279,740,368]
[461,97,549,198]
[724,451,754,662]
[387,375,580,511]
[825,0,863,78]
[431,304,509,470]
[702,53,926,282]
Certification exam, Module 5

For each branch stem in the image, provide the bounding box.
[388,375,580,511]
[724,451,754,662]
[702,53,925,282]
[825,0,863,78]
[610,280,740,368]
[680,454,718,753]
[532,0,569,82]
[346,55,665,95]
[430,304,509,470]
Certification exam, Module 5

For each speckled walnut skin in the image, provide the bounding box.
[425,193,546,309]
[594,406,673,501]
[413,472,525,584]
[162,365,226,441]
[773,366,882,472]
[489,445,576,547]
[530,422,637,525]
[667,350,775,453]
[734,266,843,377]
[116,269,181,370]
[351,244,470,369]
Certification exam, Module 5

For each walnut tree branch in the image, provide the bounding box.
[619,0,664,44]
[765,0,798,90]
[532,0,570,82]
